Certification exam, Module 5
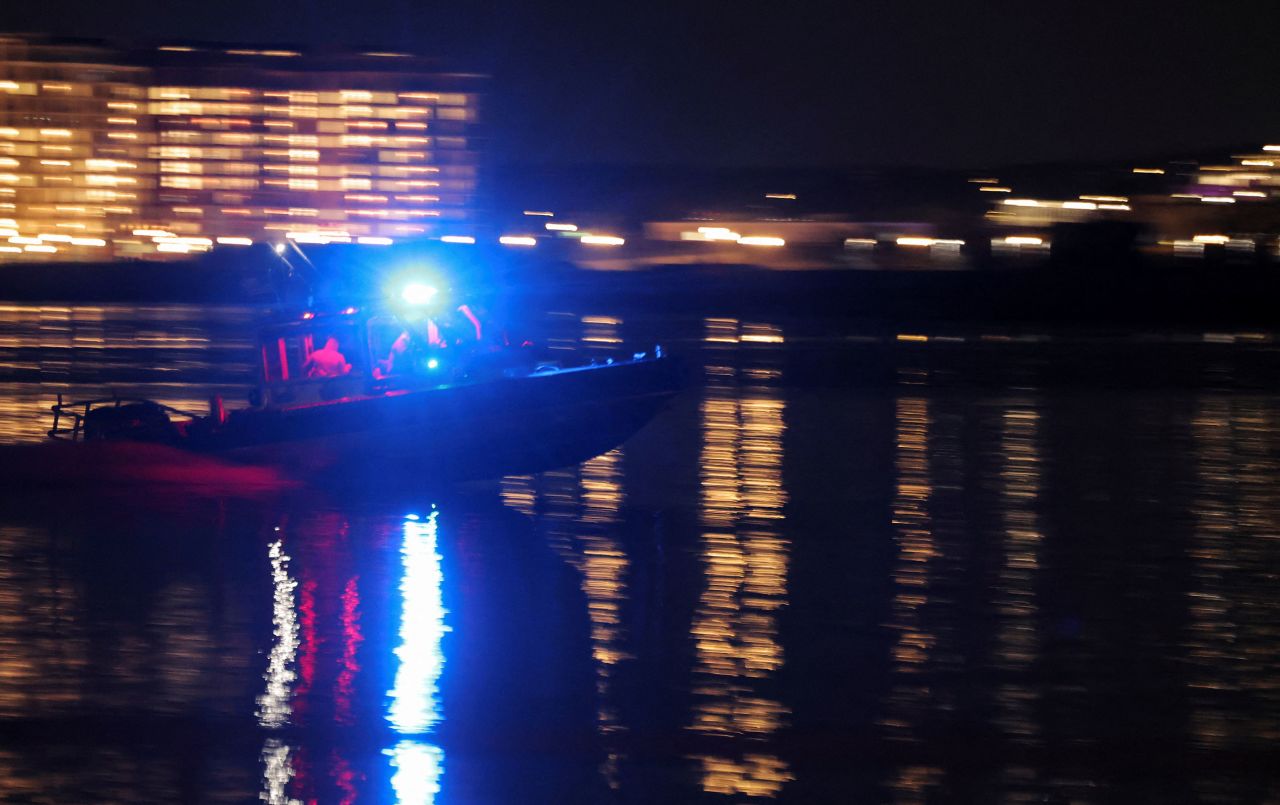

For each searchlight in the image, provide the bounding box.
[402,283,439,305]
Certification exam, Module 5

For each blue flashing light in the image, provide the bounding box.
[405,513,420,521]
[426,358,439,370]
[401,283,439,306]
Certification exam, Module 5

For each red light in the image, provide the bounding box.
[301,311,315,320]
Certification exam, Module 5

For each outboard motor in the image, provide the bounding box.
[83,402,180,444]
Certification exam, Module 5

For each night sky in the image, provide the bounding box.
[4,0,1280,168]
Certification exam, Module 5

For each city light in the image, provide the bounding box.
[440,235,475,244]
[696,227,742,241]
[545,222,578,231]
[739,236,785,247]
[581,234,626,246]
[499,235,537,246]
[0,36,480,261]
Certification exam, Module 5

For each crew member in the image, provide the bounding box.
[304,336,351,378]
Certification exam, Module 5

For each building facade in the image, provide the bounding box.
[0,34,482,260]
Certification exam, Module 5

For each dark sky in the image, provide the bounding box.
[5,0,1280,168]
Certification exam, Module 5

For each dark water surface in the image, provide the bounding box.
[2,304,1280,803]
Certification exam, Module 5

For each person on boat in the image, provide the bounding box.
[375,330,412,378]
[304,336,351,378]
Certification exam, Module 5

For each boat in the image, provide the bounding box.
[47,292,681,483]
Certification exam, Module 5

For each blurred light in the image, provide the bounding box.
[545,222,578,231]
[1002,199,1040,207]
[1192,235,1230,245]
[522,210,553,217]
[1233,190,1266,198]
[1062,201,1097,210]
[1132,168,1165,174]
[342,306,358,315]
[738,236,785,247]
[440,235,475,244]
[1241,159,1274,167]
[358,236,394,245]
[979,186,1012,192]
[217,237,253,245]
[156,242,191,253]
[427,358,440,370]
[8,236,40,245]
[581,234,626,246]
[896,237,936,247]
[24,244,56,253]
[1098,203,1131,211]
[1264,145,1280,152]
[301,311,316,320]
[133,229,173,238]
[69,237,106,246]
[402,283,439,305]
[1004,236,1043,246]
[696,227,741,241]
[499,236,537,246]
[764,193,797,200]
[968,177,999,184]
[273,243,287,254]
[1201,197,1235,204]
[1080,195,1128,203]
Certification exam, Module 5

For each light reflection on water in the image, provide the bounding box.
[0,305,1279,801]
[387,510,448,735]
[385,510,447,804]
[691,317,791,798]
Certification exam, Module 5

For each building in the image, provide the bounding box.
[0,34,483,260]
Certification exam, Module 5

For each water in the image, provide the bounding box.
[2,303,1280,802]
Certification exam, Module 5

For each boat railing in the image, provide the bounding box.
[48,394,204,441]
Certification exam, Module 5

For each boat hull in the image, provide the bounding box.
[203,356,681,482]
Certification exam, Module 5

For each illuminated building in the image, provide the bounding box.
[0,34,482,260]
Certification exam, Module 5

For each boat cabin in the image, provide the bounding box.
[256,308,450,407]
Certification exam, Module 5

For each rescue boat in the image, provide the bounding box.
[48,294,681,483]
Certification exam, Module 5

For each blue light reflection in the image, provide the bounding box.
[387,740,445,804]
[386,508,448,803]
[388,508,449,733]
